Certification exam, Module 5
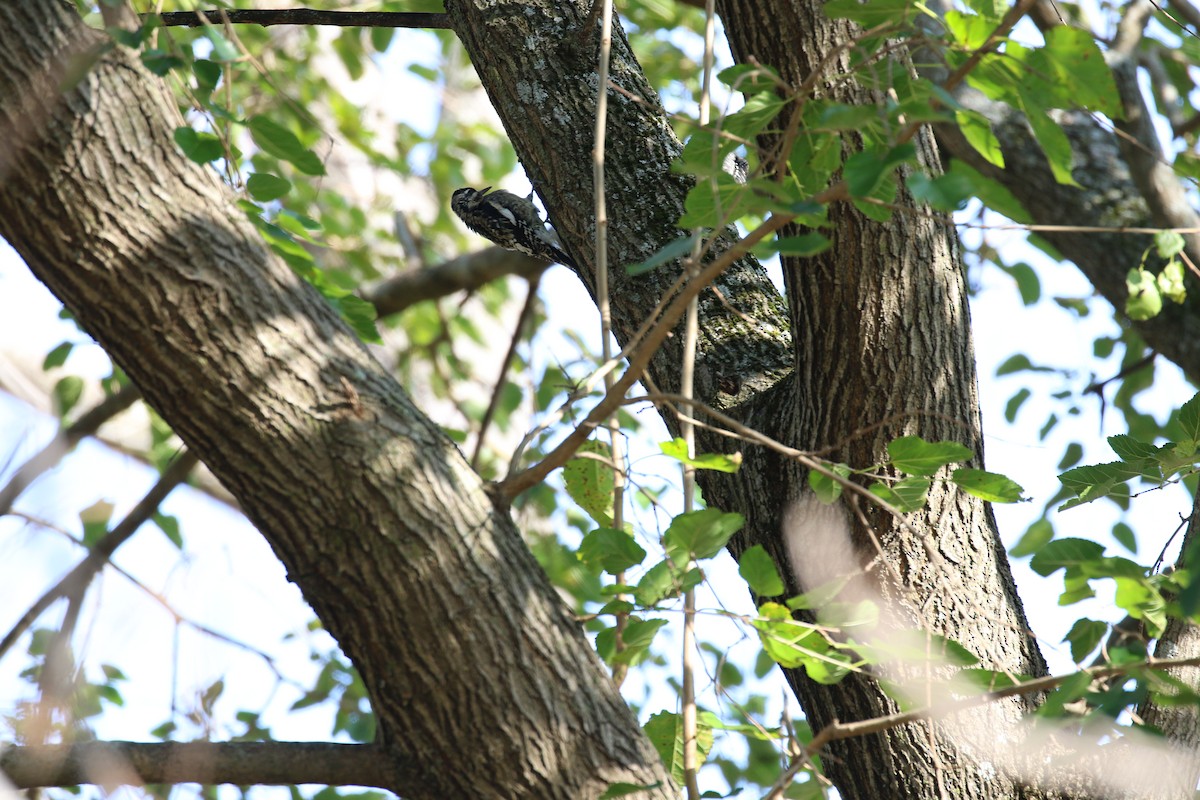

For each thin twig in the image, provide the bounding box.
[148,9,451,30]
[0,450,199,660]
[0,385,141,517]
[680,0,717,794]
[471,275,542,471]
[591,0,631,687]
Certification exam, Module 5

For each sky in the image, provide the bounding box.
[1,12,1198,800]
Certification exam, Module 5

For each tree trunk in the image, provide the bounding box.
[444,0,1082,793]
[0,4,672,799]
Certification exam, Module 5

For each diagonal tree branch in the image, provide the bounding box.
[0,450,198,660]
[0,384,141,517]
[363,247,546,318]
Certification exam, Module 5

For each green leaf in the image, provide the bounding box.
[808,462,851,503]
[247,173,292,202]
[1107,434,1161,469]
[643,711,713,788]
[1010,518,1053,558]
[824,0,916,26]
[954,111,1004,168]
[1126,267,1163,320]
[1111,522,1137,554]
[53,375,84,417]
[626,236,697,276]
[248,115,326,176]
[1021,89,1078,186]
[887,435,973,476]
[80,499,115,547]
[1029,537,1105,577]
[1156,231,1186,259]
[677,176,757,228]
[717,63,782,94]
[999,261,1041,305]
[951,468,1024,503]
[1158,261,1186,304]
[659,438,743,473]
[201,25,240,62]
[193,59,222,90]
[1114,576,1166,637]
[905,170,974,211]
[815,102,882,131]
[1038,670,1092,718]
[1004,387,1031,423]
[634,560,677,606]
[333,294,381,344]
[1058,461,1142,507]
[563,440,615,527]
[664,508,744,564]
[578,528,647,574]
[42,341,73,371]
[1057,442,1083,470]
[868,480,925,513]
[140,49,185,76]
[772,232,832,257]
[752,602,850,683]
[1028,27,1122,117]
[174,127,224,164]
[1063,618,1107,663]
[1178,391,1200,442]
[996,353,1054,375]
[843,143,916,198]
[153,512,183,549]
[963,0,1005,18]
[739,545,785,596]
[597,617,668,666]
[944,10,997,48]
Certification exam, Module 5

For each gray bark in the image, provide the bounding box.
[0,3,672,798]
[449,0,1060,796]
[933,88,1200,383]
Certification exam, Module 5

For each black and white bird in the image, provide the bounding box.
[451,186,578,269]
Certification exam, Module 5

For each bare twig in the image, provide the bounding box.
[680,1,718,794]
[471,275,541,470]
[0,384,141,517]
[148,9,451,30]
[0,450,199,660]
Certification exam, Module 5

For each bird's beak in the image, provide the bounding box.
[480,186,492,195]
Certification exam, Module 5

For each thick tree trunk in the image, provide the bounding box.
[0,4,672,799]
[709,2,1055,797]
[446,0,1067,795]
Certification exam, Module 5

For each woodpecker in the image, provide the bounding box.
[451,186,578,269]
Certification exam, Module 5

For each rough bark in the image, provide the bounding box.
[445,0,794,404]
[1139,490,1200,794]
[926,14,1200,756]
[709,2,1052,797]
[0,4,672,799]
[445,0,1073,795]
[933,89,1200,384]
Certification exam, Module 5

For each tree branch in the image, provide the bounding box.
[0,741,395,789]
[0,384,141,517]
[362,248,546,318]
[149,9,451,30]
[0,450,198,660]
